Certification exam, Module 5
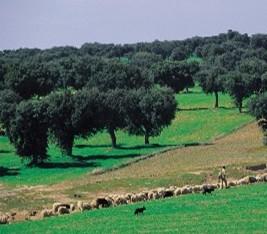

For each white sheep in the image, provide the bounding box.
[77,201,91,212]
[41,209,54,218]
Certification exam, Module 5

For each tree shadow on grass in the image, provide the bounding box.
[0,150,11,154]
[37,161,100,169]
[0,166,20,177]
[178,107,209,111]
[219,106,236,110]
[75,144,112,149]
[178,106,236,112]
[72,153,142,161]
[117,144,177,150]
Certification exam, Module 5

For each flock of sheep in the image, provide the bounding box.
[1,173,267,225]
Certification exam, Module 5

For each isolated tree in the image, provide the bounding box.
[45,90,75,156]
[196,64,225,108]
[125,87,177,144]
[238,58,267,94]
[100,89,127,147]
[222,71,250,112]
[249,93,267,145]
[72,88,104,139]
[8,99,49,166]
[152,61,196,93]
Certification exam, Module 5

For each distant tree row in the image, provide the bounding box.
[196,55,267,112]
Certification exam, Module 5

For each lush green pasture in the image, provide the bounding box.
[2,183,267,234]
[0,88,253,186]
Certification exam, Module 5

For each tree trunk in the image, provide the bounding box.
[29,155,42,167]
[238,100,243,113]
[145,134,150,145]
[214,92,219,108]
[108,128,117,148]
[61,134,74,156]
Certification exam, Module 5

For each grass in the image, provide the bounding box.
[2,183,267,234]
[0,87,253,186]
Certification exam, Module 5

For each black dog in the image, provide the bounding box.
[202,186,215,195]
[134,206,146,215]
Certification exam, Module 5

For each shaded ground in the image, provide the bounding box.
[0,122,266,220]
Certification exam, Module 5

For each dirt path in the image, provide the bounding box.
[1,122,267,219]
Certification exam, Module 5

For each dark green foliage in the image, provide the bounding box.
[5,60,57,99]
[9,99,49,165]
[0,89,22,139]
[130,52,162,69]
[88,60,152,91]
[249,92,267,145]
[152,60,197,93]
[45,91,75,156]
[170,47,187,61]
[238,58,267,93]
[125,87,177,144]
[72,88,104,138]
[249,93,267,120]
[101,89,128,147]
[222,71,250,112]
[196,62,226,108]
[261,72,267,93]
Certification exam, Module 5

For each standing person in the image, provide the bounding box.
[218,166,227,188]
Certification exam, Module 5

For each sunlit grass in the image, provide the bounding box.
[0,88,253,186]
[2,183,267,234]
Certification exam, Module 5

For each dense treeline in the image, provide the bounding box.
[0,30,267,165]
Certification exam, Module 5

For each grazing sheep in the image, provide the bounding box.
[137,192,148,201]
[147,190,156,200]
[168,186,177,191]
[123,193,132,203]
[29,211,37,216]
[0,214,11,225]
[181,186,192,195]
[237,176,257,185]
[130,194,138,203]
[174,188,182,196]
[152,191,161,200]
[163,189,174,198]
[157,188,167,198]
[256,173,267,182]
[228,181,237,187]
[58,206,70,215]
[192,185,202,193]
[52,203,70,214]
[91,197,110,209]
[77,201,91,212]
[41,209,54,218]
[69,204,75,212]
[113,196,128,206]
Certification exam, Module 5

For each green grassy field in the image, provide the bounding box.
[0,88,253,186]
[1,183,267,234]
